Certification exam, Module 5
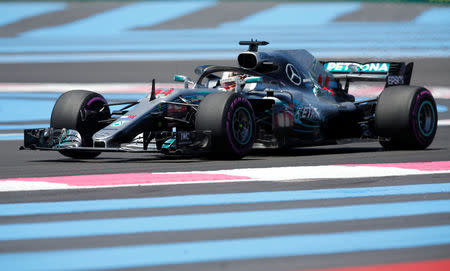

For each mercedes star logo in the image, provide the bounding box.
[285,63,302,86]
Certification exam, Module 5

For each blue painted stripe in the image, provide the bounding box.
[3,25,448,47]
[1,48,450,64]
[0,92,61,99]
[0,93,147,124]
[2,183,450,216]
[0,21,447,59]
[1,225,449,271]
[415,7,450,24]
[104,93,148,100]
[1,199,449,241]
[0,124,47,130]
[0,92,142,100]
[0,134,22,141]
[437,104,448,113]
[23,1,216,37]
[0,52,237,63]
[0,3,66,27]
[0,99,54,122]
[1,22,448,53]
[1,38,448,53]
[225,3,361,26]
[0,5,447,62]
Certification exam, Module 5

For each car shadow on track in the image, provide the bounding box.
[249,146,384,157]
[30,146,385,163]
[31,155,206,163]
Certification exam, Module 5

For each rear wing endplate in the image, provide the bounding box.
[321,61,414,87]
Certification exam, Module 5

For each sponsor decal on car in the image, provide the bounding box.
[112,120,127,127]
[155,88,174,97]
[387,75,405,86]
[120,115,136,119]
[294,106,321,123]
[285,63,302,86]
[325,62,390,73]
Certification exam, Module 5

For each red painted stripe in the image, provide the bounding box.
[341,161,450,171]
[0,173,251,186]
[296,258,450,271]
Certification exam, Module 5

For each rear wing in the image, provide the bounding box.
[321,61,414,87]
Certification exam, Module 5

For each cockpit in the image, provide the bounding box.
[191,65,281,92]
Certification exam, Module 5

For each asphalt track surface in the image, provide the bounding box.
[2,58,450,85]
[1,2,450,271]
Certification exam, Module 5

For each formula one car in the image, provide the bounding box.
[22,40,438,159]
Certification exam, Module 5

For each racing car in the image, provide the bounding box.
[22,40,438,159]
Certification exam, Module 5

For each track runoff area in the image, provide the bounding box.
[1,1,450,271]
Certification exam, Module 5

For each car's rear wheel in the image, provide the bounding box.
[50,90,110,159]
[375,85,437,150]
[195,92,255,159]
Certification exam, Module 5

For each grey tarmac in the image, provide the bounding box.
[1,58,450,85]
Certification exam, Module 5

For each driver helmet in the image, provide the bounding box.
[220,72,246,92]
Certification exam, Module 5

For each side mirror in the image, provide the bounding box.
[174,75,194,88]
[244,76,262,83]
[174,75,187,82]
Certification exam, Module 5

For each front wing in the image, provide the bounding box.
[21,128,212,155]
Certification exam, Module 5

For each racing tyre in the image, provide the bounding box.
[375,85,437,150]
[196,92,255,159]
[50,90,111,159]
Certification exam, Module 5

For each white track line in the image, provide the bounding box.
[0,162,449,192]
[439,119,450,126]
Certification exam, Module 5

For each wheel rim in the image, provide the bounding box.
[80,96,109,146]
[417,100,435,137]
[84,97,107,116]
[82,97,109,127]
[231,107,252,145]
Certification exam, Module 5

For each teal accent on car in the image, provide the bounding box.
[245,77,262,83]
[162,138,176,149]
[173,75,185,82]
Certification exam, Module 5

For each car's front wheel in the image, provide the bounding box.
[50,90,111,159]
[195,92,255,159]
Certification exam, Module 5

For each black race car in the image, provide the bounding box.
[22,40,438,159]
